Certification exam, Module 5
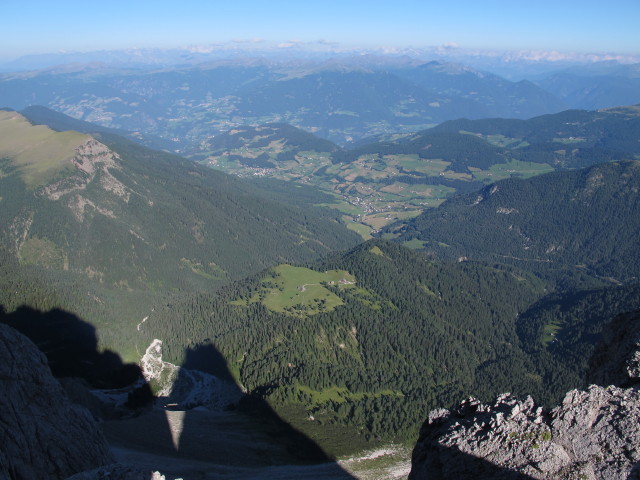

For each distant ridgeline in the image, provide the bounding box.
[0,60,569,149]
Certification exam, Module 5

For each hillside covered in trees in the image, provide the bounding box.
[395,160,640,283]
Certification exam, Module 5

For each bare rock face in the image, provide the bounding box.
[140,339,241,409]
[551,386,640,479]
[0,323,114,480]
[409,310,640,480]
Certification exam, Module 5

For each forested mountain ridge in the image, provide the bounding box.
[395,160,640,283]
[428,104,640,167]
[138,229,640,456]
[0,109,362,362]
[0,109,360,292]
[142,239,547,451]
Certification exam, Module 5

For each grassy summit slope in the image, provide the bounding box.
[0,110,89,187]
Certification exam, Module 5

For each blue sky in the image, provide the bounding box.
[2,0,639,60]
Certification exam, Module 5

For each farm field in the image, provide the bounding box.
[205,146,551,237]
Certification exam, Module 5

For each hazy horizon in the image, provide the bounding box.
[2,0,639,64]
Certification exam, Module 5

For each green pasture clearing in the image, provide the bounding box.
[486,134,524,147]
[460,130,531,149]
[472,160,554,182]
[542,321,561,348]
[19,236,67,269]
[390,209,423,221]
[294,151,333,167]
[361,213,397,230]
[343,218,373,240]
[389,155,450,176]
[247,264,356,316]
[441,170,474,181]
[403,238,427,250]
[315,201,364,216]
[414,183,455,199]
[339,162,392,181]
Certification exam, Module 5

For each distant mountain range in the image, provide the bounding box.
[2,55,638,158]
[2,44,638,75]
[0,58,572,151]
[536,62,640,109]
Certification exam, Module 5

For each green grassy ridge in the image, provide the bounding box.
[0,110,88,187]
[234,264,356,316]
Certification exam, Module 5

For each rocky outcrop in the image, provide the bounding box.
[0,323,113,479]
[140,339,242,409]
[409,310,640,480]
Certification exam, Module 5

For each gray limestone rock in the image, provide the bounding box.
[0,323,114,480]
[409,310,640,480]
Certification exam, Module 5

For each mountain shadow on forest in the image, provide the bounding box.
[0,304,357,476]
[149,342,358,476]
[0,305,141,389]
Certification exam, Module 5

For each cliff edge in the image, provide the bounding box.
[409,310,640,480]
[0,323,114,479]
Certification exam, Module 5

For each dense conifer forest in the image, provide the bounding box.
[137,239,639,446]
